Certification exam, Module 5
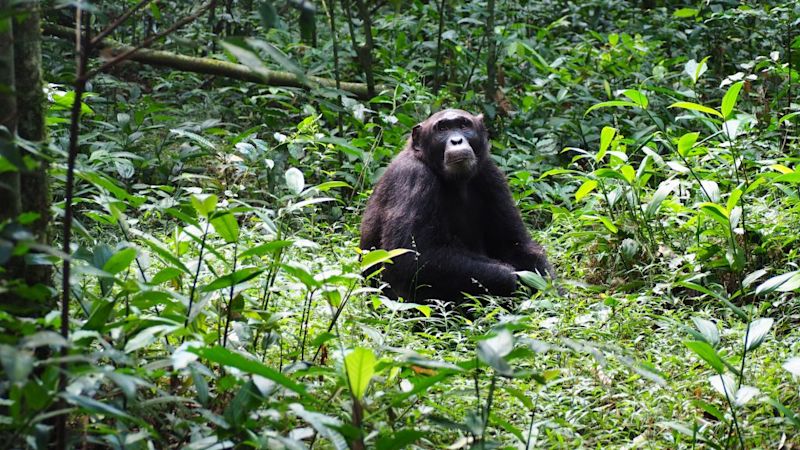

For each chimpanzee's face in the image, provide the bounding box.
[412,109,487,181]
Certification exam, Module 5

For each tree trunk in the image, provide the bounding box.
[0,0,20,220]
[485,0,497,102]
[14,1,52,305]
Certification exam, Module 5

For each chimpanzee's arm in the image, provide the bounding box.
[477,164,556,279]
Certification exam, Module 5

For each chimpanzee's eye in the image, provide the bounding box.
[436,122,447,132]
[459,119,469,129]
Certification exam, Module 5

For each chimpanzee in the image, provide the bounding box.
[360,109,554,303]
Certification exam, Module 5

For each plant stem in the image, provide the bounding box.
[222,241,238,347]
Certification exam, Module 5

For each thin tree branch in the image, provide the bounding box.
[91,0,153,46]
[86,1,214,79]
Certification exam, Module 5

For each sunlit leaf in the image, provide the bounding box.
[744,318,773,351]
[685,340,725,373]
[345,347,376,400]
[575,179,598,201]
[721,81,744,119]
[669,101,722,118]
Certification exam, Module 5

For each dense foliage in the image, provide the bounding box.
[1,0,799,448]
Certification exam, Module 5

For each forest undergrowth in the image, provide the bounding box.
[1,1,799,449]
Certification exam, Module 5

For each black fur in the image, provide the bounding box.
[360,109,553,302]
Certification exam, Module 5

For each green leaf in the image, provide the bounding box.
[374,429,426,450]
[691,317,720,347]
[289,404,348,450]
[575,179,598,201]
[744,318,773,351]
[211,212,240,243]
[673,8,699,18]
[620,165,635,184]
[516,271,547,290]
[84,300,116,332]
[138,234,191,274]
[63,393,136,421]
[202,267,265,292]
[598,126,616,160]
[240,240,293,259]
[191,194,218,218]
[721,81,744,119]
[583,215,618,234]
[285,167,305,195]
[755,270,800,295]
[344,347,376,400]
[699,202,729,228]
[621,89,648,108]
[360,248,412,272]
[477,329,514,376]
[685,340,725,373]
[189,346,308,397]
[258,0,279,29]
[584,101,640,116]
[102,248,137,275]
[669,101,722,118]
[677,132,699,157]
[646,179,678,217]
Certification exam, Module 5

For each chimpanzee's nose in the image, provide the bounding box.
[450,136,463,145]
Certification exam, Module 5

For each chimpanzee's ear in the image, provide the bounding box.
[475,113,485,124]
[411,124,422,148]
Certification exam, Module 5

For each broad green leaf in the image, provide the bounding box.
[783,357,800,377]
[583,214,618,233]
[691,317,720,347]
[240,240,293,259]
[699,202,729,228]
[63,393,136,421]
[258,0,279,29]
[620,165,635,184]
[721,81,744,119]
[755,270,800,295]
[138,234,191,274]
[477,329,514,377]
[281,263,318,288]
[684,57,709,83]
[677,132,699,157]
[516,271,547,290]
[285,167,305,195]
[726,188,743,213]
[584,100,640,116]
[733,385,760,407]
[360,248,412,272]
[598,126,616,160]
[575,179,598,201]
[770,164,794,174]
[673,8,699,18]
[103,248,137,275]
[170,129,216,150]
[289,404,348,450]
[84,300,116,331]
[622,89,648,108]
[191,194,218,218]
[646,179,678,216]
[744,318,773,351]
[677,281,746,320]
[685,341,725,373]
[190,346,309,397]
[594,168,628,182]
[344,347,376,400]
[669,101,723,118]
[202,267,264,292]
[774,172,800,184]
[374,429,426,450]
[211,212,240,243]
